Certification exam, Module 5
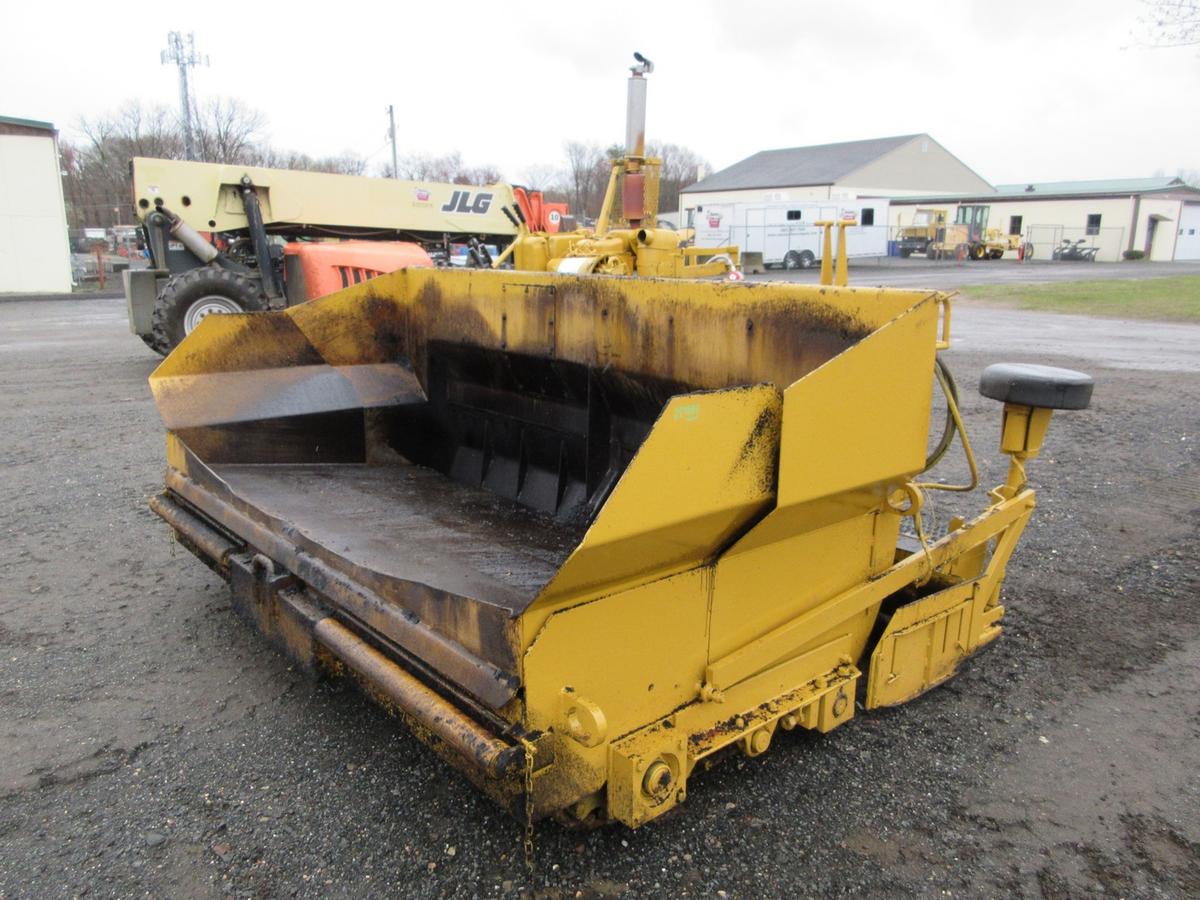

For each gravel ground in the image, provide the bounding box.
[0,296,1197,898]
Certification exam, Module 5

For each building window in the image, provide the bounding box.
[1009,215,1023,237]
[1086,214,1102,235]
[861,208,875,226]
[786,210,802,221]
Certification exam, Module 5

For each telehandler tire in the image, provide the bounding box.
[151,267,266,354]
[139,332,170,355]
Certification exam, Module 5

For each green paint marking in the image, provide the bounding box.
[674,403,700,423]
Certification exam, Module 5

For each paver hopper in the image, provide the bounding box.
[149,267,1091,829]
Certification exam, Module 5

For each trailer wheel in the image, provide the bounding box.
[784,250,815,269]
[151,267,266,354]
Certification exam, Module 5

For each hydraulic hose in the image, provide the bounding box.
[917,356,980,493]
[924,355,958,471]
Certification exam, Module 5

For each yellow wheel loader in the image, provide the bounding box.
[147,196,1092,830]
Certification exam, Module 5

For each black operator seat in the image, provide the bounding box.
[978,363,1094,410]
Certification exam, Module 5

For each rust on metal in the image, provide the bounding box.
[312,615,520,777]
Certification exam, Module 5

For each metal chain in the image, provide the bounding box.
[518,736,536,873]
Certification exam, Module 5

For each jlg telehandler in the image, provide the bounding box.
[122,160,538,354]
[123,54,736,356]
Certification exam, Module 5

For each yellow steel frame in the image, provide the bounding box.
[150,264,1066,830]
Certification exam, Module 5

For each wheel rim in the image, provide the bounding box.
[184,294,244,334]
[799,253,814,269]
[784,253,798,270]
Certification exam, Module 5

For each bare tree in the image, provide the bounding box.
[63,101,184,229]
[520,164,564,192]
[564,141,607,219]
[386,152,501,184]
[647,142,709,218]
[559,140,708,220]
[1141,0,1200,46]
[455,164,503,186]
[193,97,266,164]
[395,151,464,182]
[306,154,369,176]
[254,146,368,175]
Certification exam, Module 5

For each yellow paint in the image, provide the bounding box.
[527,386,780,616]
[149,262,1080,829]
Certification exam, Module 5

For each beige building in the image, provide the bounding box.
[0,116,72,293]
[890,178,1200,262]
[679,133,992,223]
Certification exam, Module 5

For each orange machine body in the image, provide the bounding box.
[284,240,433,300]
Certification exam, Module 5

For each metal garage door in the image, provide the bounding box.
[1177,203,1200,260]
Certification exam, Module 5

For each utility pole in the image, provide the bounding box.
[161,32,208,161]
[387,105,399,179]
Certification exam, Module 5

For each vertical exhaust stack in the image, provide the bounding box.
[622,53,654,226]
[625,52,652,158]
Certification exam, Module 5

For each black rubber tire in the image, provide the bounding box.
[150,267,266,355]
[782,251,802,270]
[899,248,913,258]
[139,332,169,355]
[798,250,816,269]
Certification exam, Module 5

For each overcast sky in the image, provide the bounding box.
[3,1,1197,185]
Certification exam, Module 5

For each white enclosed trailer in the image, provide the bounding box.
[690,199,889,269]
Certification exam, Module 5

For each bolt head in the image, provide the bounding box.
[832,692,849,717]
[751,729,771,754]
[641,760,673,801]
